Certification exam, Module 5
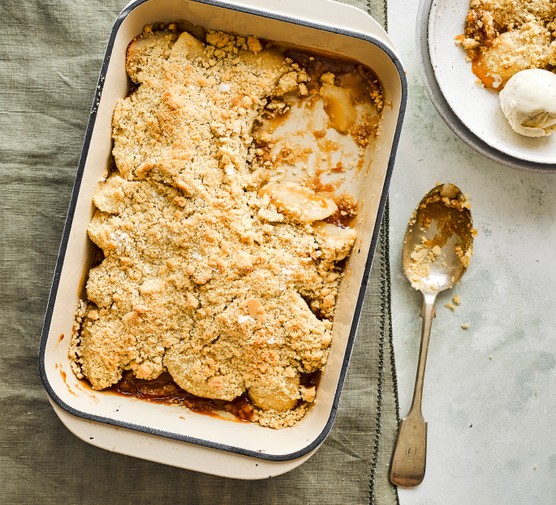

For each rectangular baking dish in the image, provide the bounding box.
[39,0,406,479]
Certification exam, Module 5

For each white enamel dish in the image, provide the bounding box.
[39,0,407,479]
[417,0,556,172]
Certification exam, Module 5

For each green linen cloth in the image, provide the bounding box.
[0,0,399,503]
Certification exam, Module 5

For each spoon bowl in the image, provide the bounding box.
[402,183,473,295]
[389,183,475,488]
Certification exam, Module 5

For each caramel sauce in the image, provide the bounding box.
[326,193,358,228]
[57,363,78,397]
[111,371,255,422]
[325,210,355,229]
[78,242,105,299]
[300,370,321,389]
[106,370,322,423]
[471,59,496,90]
[330,162,346,173]
[309,174,336,194]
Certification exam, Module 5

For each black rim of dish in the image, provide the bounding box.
[38,0,408,463]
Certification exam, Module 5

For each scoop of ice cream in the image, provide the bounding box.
[499,69,556,138]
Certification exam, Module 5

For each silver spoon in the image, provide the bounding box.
[389,183,475,488]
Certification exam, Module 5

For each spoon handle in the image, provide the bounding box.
[389,292,436,487]
[389,410,427,487]
[412,292,436,413]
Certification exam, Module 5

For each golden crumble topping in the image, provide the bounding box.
[455,0,556,90]
[70,25,383,428]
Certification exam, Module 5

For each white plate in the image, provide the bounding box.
[417,0,556,171]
